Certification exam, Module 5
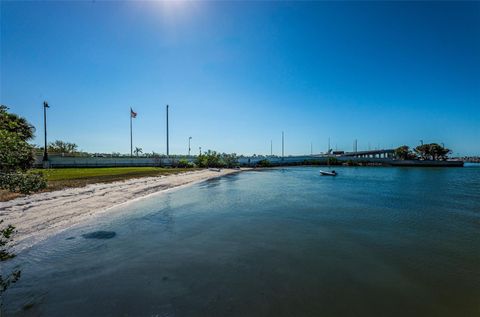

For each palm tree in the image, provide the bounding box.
[134,147,143,157]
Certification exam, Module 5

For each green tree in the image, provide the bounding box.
[257,159,272,167]
[0,105,35,141]
[0,106,46,194]
[414,144,431,160]
[48,140,78,154]
[176,159,194,168]
[196,150,232,168]
[134,147,143,157]
[414,143,451,160]
[429,143,451,160]
[394,145,417,160]
[0,130,35,171]
[221,153,238,168]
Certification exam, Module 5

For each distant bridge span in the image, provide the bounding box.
[342,149,395,159]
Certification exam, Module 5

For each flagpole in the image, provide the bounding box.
[166,104,169,157]
[130,108,133,158]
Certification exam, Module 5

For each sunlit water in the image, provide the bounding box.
[4,166,480,316]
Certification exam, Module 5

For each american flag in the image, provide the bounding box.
[130,108,137,118]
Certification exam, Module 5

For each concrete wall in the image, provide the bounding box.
[35,155,464,168]
[35,156,180,168]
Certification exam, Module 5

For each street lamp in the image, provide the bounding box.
[188,136,192,156]
[43,101,50,162]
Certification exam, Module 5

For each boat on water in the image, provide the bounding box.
[320,170,337,176]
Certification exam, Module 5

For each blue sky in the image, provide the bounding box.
[1,1,479,156]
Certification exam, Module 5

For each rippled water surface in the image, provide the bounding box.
[4,166,480,316]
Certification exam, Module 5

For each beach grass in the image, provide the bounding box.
[0,167,199,201]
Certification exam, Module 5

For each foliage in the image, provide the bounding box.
[394,145,417,160]
[345,160,360,166]
[0,130,35,172]
[0,220,21,303]
[0,221,16,262]
[222,153,238,168]
[196,150,222,168]
[414,143,451,160]
[195,150,238,168]
[0,172,47,194]
[134,147,143,157]
[257,159,272,167]
[0,106,47,194]
[0,105,34,141]
[176,159,195,168]
[48,140,79,154]
[327,157,339,165]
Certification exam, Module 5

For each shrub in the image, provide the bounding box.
[0,172,47,194]
[195,150,237,168]
[176,159,194,168]
[327,157,339,165]
[0,130,35,172]
[0,106,47,195]
[257,159,272,167]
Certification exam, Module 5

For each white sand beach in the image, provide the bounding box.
[0,169,244,252]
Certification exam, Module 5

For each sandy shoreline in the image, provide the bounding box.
[0,168,244,252]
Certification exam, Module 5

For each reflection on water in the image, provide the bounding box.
[4,167,480,317]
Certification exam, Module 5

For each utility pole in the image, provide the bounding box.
[166,105,169,156]
[43,101,49,162]
[328,137,330,154]
[282,131,284,160]
[354,139,358,153]
[270,140,273,156]
[188,136,192,156]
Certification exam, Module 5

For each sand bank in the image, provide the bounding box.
[0,168,244,251]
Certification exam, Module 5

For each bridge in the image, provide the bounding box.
[341,149,395,159]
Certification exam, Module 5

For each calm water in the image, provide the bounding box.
[4,166,480,316]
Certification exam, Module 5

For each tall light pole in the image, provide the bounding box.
[188,136,192,156]
[166,105,169,156]
[270,140,273,156]
[282,131,284,160]
[311,142,313,156]
[43,101,49,162]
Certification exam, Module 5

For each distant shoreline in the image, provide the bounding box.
[0,168,246,252]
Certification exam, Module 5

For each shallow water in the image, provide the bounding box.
[4,166,480,316]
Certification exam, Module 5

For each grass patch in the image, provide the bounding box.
[0,167,199,201]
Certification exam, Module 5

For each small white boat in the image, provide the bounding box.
[320,170,337,176]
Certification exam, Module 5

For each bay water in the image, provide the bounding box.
[4,166,480,316]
